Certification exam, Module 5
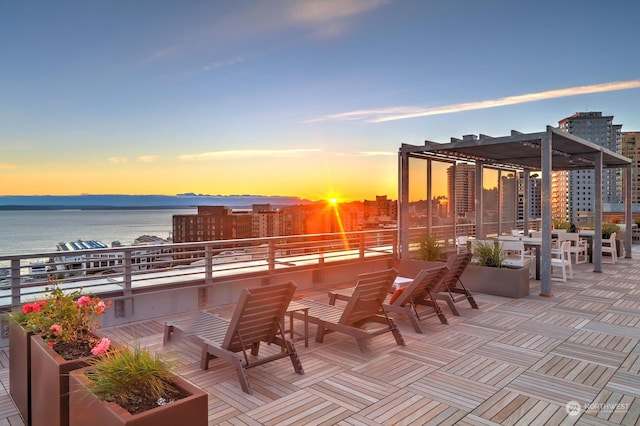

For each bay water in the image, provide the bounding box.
[0,208,195,257]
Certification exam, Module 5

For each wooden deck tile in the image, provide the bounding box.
[493,329,564,353]
[408,370,497,411]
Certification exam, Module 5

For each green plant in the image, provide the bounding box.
[417,234,442,261]
[84,344,182,415]
[472,240,504,268]
[553,219,570,230]
[602,223,620,239]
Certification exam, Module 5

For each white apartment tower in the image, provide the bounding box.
[622,131,640,204]
[558,112,623,223]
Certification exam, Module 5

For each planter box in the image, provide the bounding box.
[69,368,208,426]
[461,264,530,298]
[9,320,33,426]
[29,334,95,426]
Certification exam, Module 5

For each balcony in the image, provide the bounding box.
[1,233,639,424]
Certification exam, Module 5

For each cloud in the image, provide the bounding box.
[288,0,389,39]
[309,79,640,123]
[289,0,389,23]
[178,148,322,161]
[203,55,246,71]
[109,157,128,164]
[150,47,176,60]
[137,155,158,163]
[333,151,395,157]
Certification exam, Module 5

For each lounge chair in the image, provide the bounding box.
[434,252,478,316]
[329,267,450,333]
[382,265,450,332]
[297,269,405,352]
[163,281,304,394]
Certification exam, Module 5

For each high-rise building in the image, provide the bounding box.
[517,173,542,220]
[621,131,640,204]
[251,204,284,238]
[447,163,476,221]
[558,112,623,223]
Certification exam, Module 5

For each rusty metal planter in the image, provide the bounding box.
[9,320,33,425]
[29,334,95,426]
[69,367,208,426]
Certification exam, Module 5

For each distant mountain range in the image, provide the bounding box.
[0,194,313,210]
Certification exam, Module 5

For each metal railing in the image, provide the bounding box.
[0,229,399,309]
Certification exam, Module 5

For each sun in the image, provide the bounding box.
[329,197,337,205]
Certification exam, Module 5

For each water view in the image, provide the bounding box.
[0,209,194,256]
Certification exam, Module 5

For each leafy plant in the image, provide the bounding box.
[472,240,504,268]
[85,344,182,415]
[417,234,442,261]
[602,223,620,239]
[17,276,112,359]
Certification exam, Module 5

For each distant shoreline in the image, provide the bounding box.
[0,205,199,211]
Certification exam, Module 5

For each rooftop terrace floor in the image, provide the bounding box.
[2,250,640,425]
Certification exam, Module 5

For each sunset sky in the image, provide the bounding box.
[1,0,639,202]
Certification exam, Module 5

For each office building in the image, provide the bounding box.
[558,112,623,223]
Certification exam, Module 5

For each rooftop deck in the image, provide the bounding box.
[2,254,640,425]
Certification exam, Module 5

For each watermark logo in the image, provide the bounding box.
[565,400,630,417]
[565,400,581,416]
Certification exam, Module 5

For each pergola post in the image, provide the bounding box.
[475,162,484,238]
[523,170,530,235]
[593,150,603,271]
[398,148,410,259]
[625,165,632,258]
[540,128,553,296]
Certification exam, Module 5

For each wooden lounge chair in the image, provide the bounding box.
[328,268,399,305]
[329,267,451,330]
[297,269,405,352]
[434,252,478,316]
[163,281,304,394]
[382,265,450,332]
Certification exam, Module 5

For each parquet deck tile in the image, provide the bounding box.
[567,329,638,353]
[408,370,497,411]
[357,389,467,426]
[506,370,601,405]
[440,352,524,387]
[584,320,640,339]
[551,341,630,368]
[493,329,564,352]
[422,329,488,352]
[351,353,435,387]
[391,339,464,368]
[472,340,546,368]
[471,388,579,426]
[552,298,612,315]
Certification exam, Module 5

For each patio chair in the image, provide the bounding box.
[163,281,304,394]
[551,240,573,282]
[434,252,478,316]
[557,232,588,264]
[456,235,469,254]
[601,232,617,264]
[297,270,405,352]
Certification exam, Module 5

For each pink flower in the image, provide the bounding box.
[95,301,106,314]
[76,295,91,307]
[91,337,111,356]
[47,342,54,348]
[21,304,32,314]
[50,324,62,336]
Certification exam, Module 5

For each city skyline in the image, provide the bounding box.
[2,1,640,201]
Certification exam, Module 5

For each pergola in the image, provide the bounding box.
[398,125,632,296]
